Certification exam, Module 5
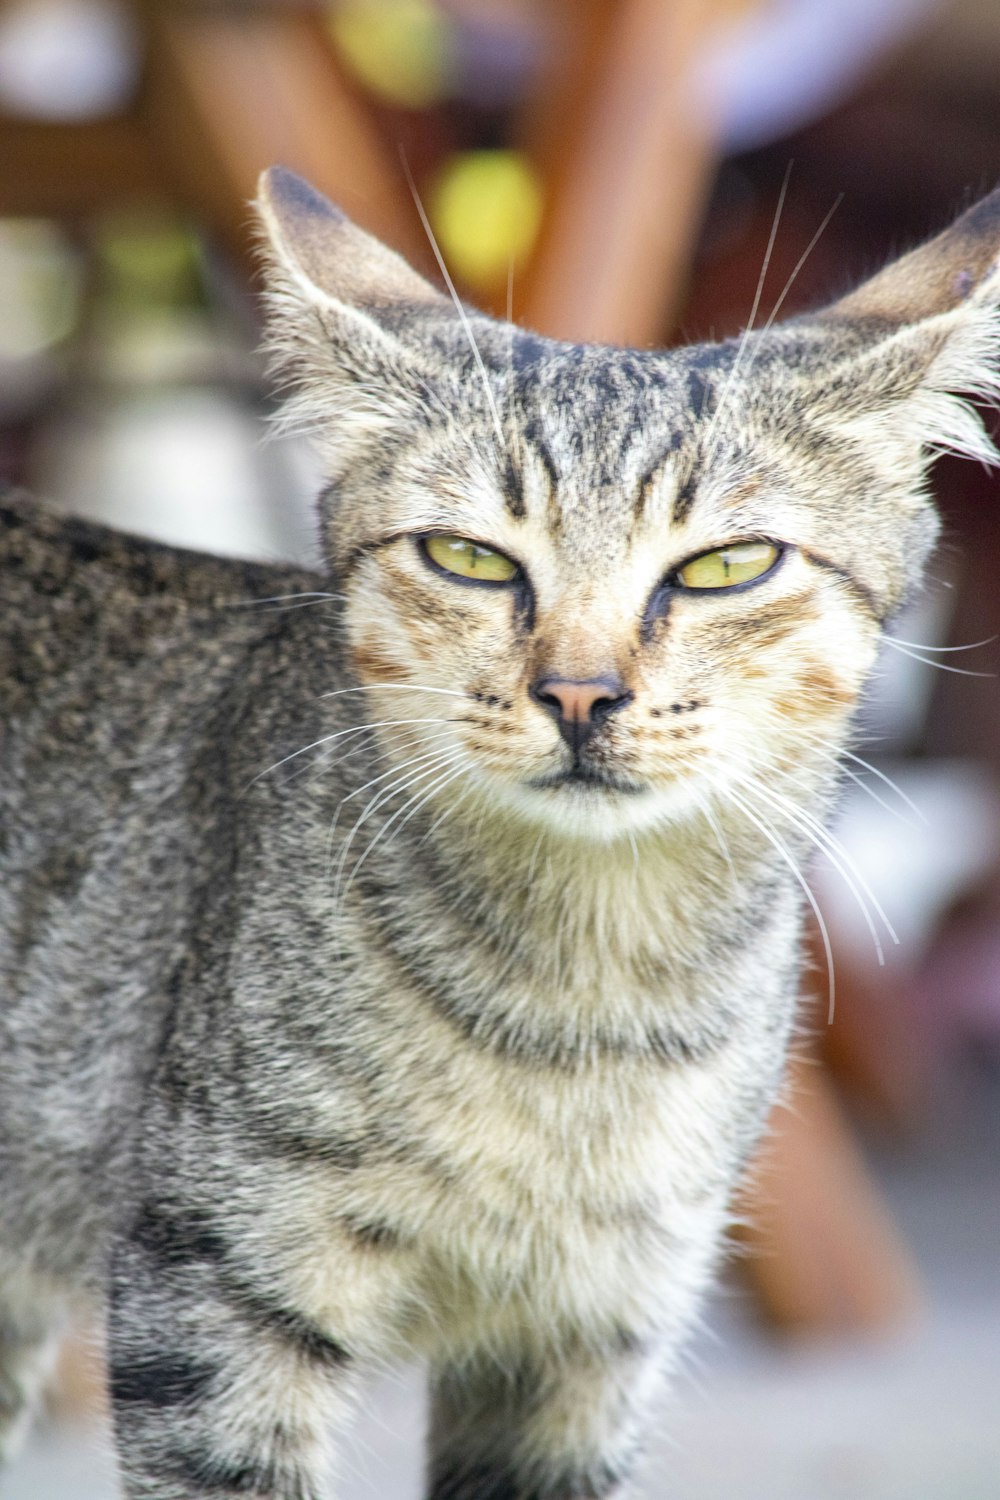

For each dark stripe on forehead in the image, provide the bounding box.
[671,468,699,526]
[634,438,683,527]
[522,422,559,527]
[501,452,525,518]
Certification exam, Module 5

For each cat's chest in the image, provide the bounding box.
[397,1045,744,1352]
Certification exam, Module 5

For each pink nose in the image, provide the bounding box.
[530,675,631,750]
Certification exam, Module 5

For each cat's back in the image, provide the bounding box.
[0,490,332,1278]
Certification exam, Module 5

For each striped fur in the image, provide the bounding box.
[2,171,1000,1497]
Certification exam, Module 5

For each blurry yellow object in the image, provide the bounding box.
[430,150,544,293]
[95,211,202,312]
[0,219,80,362]
[328,0,452,108]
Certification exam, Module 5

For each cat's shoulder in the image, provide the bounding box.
[0,485,324,614]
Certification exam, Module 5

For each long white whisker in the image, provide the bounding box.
[881,639,995,677]
[246,717,451,789]
[754,193,842,344]
[340,742,461,806]
[332,750,467,895]
[703,161,792,462]
[296,724,455,790]
[839,764,920,827]
[881,632,997,653]
[400,153,507,452]
[339,756,470,900]
[694,791,735,880]
[419,777,479,845]
[736,772,896,962]
[718,780,837,1023]
[225,591,344,611]
[318,684,468,701]
[524,827,547,886]
[797,733,929,825]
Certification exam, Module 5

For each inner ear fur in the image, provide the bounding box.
[256,165,445,320]
[820,187,1000,328]
[799,187,1000,467]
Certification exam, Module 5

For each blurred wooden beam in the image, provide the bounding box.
[518,0,733,343]
[738,1057,923,1333]
[0,114,162,219]
[137,5,434,273]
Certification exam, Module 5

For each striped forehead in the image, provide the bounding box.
[496,336,730,549]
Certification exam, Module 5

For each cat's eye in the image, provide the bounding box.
[676,541,781,591]
[422,534,520,584]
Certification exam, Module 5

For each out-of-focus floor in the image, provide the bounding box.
[3,1054,998,1500]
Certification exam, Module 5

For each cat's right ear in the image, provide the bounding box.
[255,166,446,461]
[257,166,445,321]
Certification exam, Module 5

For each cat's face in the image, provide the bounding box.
[337,333,887,840]
[258,168,1000,844]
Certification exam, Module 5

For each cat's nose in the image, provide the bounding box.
[530,675,632,750]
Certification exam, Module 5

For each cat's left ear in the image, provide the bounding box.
[809,188,1000,465]
[256,166,448,463]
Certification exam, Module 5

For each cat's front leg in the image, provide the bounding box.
[108,1199,354,1499]
[426,1336,666,1500]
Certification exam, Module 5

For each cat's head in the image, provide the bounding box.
[257,168,1000,842]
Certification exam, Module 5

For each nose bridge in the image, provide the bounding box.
[531,584,630,684]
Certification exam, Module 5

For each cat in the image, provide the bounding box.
[1,165,999,1500]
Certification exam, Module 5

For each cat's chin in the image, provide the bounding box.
[481,772,698,845]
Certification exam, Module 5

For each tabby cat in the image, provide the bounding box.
[2,167,999,1500]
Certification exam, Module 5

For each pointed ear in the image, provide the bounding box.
[257,165,445,318]
[822,189,1000,328]
[255,166,446,467]
[810,187,1000,466]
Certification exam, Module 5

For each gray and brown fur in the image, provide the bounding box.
[2,168,1000,1499]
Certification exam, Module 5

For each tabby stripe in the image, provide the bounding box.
[160,1446,318,1500]
[129,1201,228,1268]
[428,1456,626,1500]
[634,443,678,528]
[126,1203,351,1370]
[801,546,883,619]
[109,1354,216,1409]
[220,1281,351,1371]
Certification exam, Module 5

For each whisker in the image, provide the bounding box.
[246,717,451,790]
[524,827,547,886]
[881,639,995,677]
[296,723,456,791]
[340,741,461,806]
[797,733,929,825]
[694,791,735,881]
[839,764,921,828]
[718,779,837,1023]
[318,684,469,701]
[338,756,470,900]
[882,632,997,653]
[332,749,467,894]
[703,161,793,463]
[224,592,343,611]
[400,151,506,452]
[419,777,479,846]
[737,772,897,963]
[754,193,842,342]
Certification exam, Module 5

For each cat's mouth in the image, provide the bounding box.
[528,766,647,796]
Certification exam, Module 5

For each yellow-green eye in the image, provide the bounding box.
[423,534,520,583]
[677,541,780,591]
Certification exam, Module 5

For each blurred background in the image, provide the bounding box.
[1,1,999,1497]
